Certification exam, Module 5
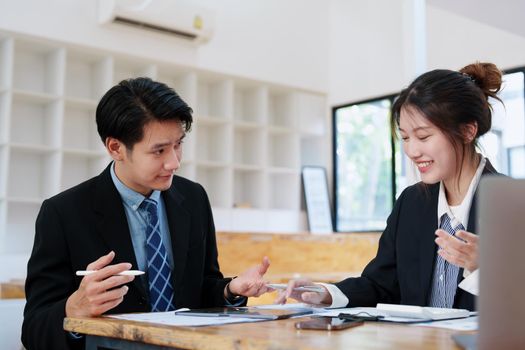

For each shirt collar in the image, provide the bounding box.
[110,162,161,211]
[437,156,486,227]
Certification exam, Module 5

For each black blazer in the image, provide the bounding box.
[336,160,499,310]
[22,164,233,350]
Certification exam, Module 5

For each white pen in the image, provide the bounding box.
[75,270,145,276]
[266,283,325,293]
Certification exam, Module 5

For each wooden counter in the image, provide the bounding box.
[216,232,380,305]
[0,279,24,299]
[216,231,380,276]
[1,232,381,303]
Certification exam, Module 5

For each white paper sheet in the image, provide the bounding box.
[413,316,478,331]
[107,304,323,326]
[107,311,263,327]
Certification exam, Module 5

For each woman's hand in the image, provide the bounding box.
[273,278,332,306]
[435,229,479,272]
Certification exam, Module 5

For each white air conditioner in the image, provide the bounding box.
[98,0,214,44]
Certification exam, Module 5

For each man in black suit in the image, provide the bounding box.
[22,77,270,350]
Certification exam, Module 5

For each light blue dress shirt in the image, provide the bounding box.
[110,162,174,271]
[110,162,244,306]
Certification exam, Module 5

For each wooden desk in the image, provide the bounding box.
[64,315,469,350]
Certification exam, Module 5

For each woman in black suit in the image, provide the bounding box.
[275,62,503,310]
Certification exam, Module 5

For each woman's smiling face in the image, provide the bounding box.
[399,107,459,185]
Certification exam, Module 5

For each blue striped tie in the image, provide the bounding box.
[141,198,175,312]
[428,213,464,308]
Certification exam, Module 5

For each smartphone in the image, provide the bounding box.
[294,317,364,331]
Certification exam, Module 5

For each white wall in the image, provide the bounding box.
[196,0,330,92]
[328,1,525,107]
[328,0,406,106]
[2,0,524,126]
[427,5,525,71]
[1,0,524,136]
[0,0,330,93]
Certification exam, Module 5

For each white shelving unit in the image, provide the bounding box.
[0,32,329,256]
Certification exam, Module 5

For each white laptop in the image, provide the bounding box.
[455,177,525,349]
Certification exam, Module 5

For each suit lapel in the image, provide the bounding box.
[467,159,499,233]
[419,184,440,304]
[93,165,147,297]
[162,185,190,289]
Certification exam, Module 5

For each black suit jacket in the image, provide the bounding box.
[336,160,499,310]
[22,165,233,350]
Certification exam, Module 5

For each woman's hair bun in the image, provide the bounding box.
[459,62,502,101]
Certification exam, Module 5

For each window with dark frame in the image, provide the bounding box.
[333,95,397,232]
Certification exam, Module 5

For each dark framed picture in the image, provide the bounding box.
[302,166,333,233]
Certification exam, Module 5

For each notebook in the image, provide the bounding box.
[376,303,470,321]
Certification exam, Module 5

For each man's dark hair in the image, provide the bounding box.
[96,77,193,149]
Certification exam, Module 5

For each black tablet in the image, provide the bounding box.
[175,306,313,320]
